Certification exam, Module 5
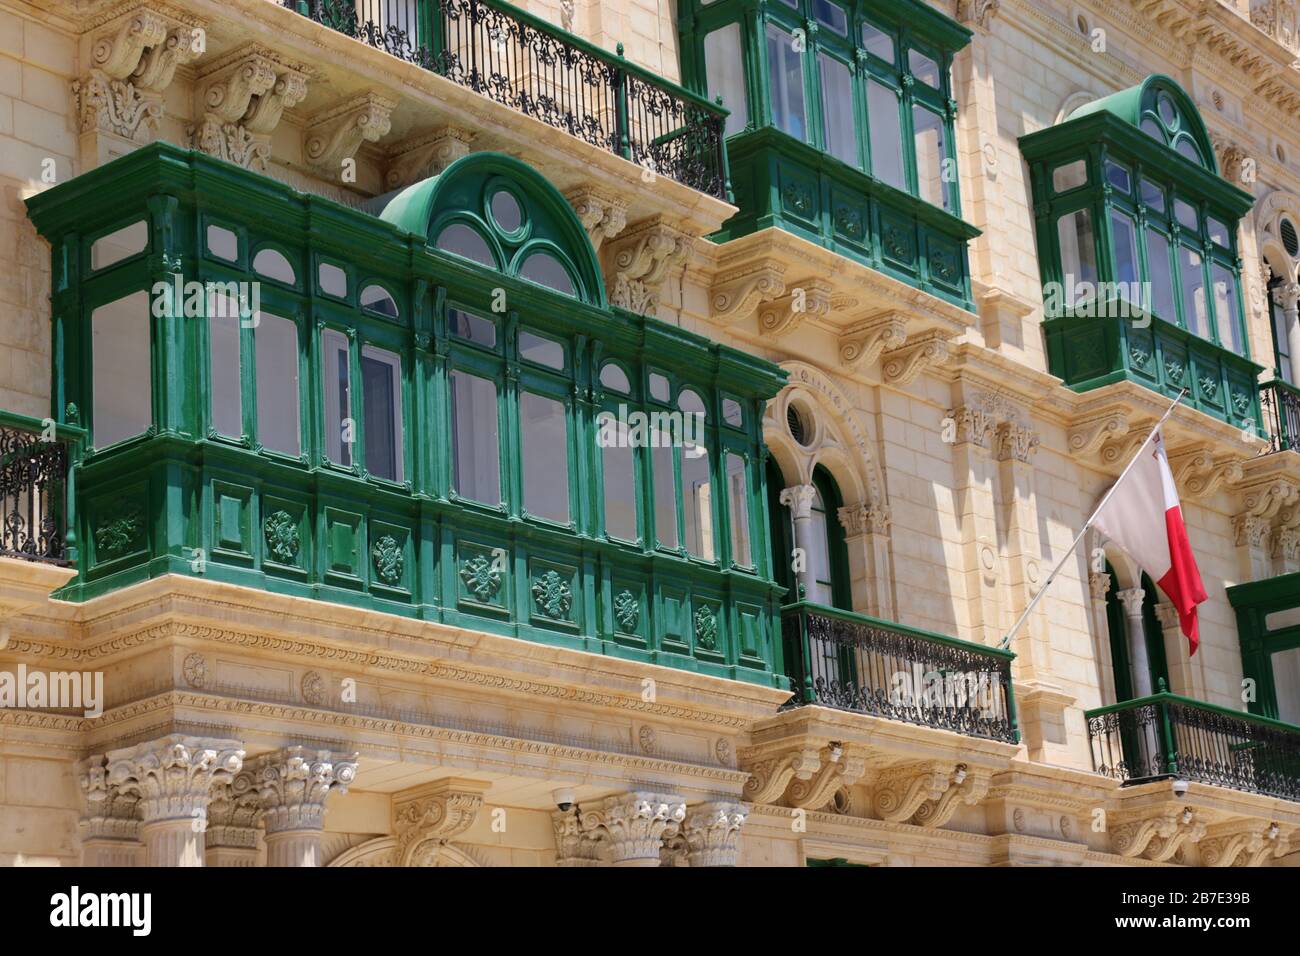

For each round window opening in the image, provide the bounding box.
[1157,94,1177,128]
[490,190,523,234]
[787,404,811,447]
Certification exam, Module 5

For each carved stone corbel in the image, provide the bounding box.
[740,747,821,804]
[606,220,693,316]
[1143,809,1205,863]
[385,126,476,191]
[881,332,951,387]
[1200,822,1287,867]
[304,92,397,178]
[911,765,989,829]
[709,261,786,325]
[839,312,909,372]
[873,763,954,823]
[956,0,1000,32]
[1098,422,1154,469]
[73,9,201,142]
[393,778,491,867]
[1111,807,1203,860]
[192,50,308,170]
[1171,449,1243,500]
[1067,411,1129,459]
[566,187,628,251]
[757,278,833,338]
[783,744,868,810]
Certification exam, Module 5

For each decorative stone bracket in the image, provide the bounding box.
[74,8,203,142]
[304,92,397,179]
[567,187,628,252]
[783,744,868,811]
[740,747,822,805]
[839,312,909,373]
[386,126,476,191]
[881,330,953,387]
[1200,821,1291,867]
[1171,449,1245,500]
[606,219,693,316]
[1112,806,1205,862]
[393,777,490,867]
[709,261,786,326]
[873,762,958,824]
[1067,411,1129,459]
[192,49,309,171]
[758,278,834,338]
[911,765,991,829]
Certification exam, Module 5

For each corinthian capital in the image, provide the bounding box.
[105,735,245,823]
[234,746,357,834]
[580,792,687,866]
[682,802,749,867]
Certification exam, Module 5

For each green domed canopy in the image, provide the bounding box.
[381,152,605,307]
[1067,75,1217,175]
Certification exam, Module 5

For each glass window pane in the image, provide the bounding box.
[678,388,707,418]
[450,370,500,504]
[206,224,238,262]
[1207,217,1230,247]
[449,308,496,347]
[322,328,351,466]
[862,23,894,63]
[360,284,399,317]
[1174,199,1198,232]
[1104,160,1131,193]
[1211,264,1242,354]
[818,53,857,166]
[1111,210,1139,298]
[208,290,243,438]
[1141,117,1165,143]
[726,453,752,566]
[681,443,714,560]
[1057,208,1097,291]
[705,24,748,137]
[1144,229,1177,322]
[521,392,570,523]
[908,49,940,87]
[436,223,496,267]
[318,262,347,298]
[1175,138,1201,165]
[254,248,296,285]
[722,398,742,427]
[519,252,575,296]
[91,221,147,270]
[1053,160,1088,193]
[519,331,564,370]
[912,105,949,210]
[361,345,402,482]
[766,23,806,141]
[652,440,678,549]
[867,80,905,190]
[600,363,630,393]
[490,190,522,233]
[599,413,637,541]
[1141,178,1165,214]
[649,372,670,402]
[1179,246,1208,338]
[255,313,300,456]
[1273,647,1300,725]
[813,0,847,34]
[91,291,151,448]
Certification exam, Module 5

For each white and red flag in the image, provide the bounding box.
[1091,429,1207,656]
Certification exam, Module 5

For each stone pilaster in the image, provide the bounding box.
[780,485,818,601]
[235,746,357,867]
[947,400,1000,646]
[838,503,894,620]
[580,792,686,866]
[78,754,143,867]
[552,808,601,866]
[204,780,260,867]
[1154,602,1199,699]
[1088,571,1118,704]
[681,802,748,867]
[105,735,245,867]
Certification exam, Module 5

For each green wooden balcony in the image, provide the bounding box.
[780,601,1019,744]
[1086,686,1300,802]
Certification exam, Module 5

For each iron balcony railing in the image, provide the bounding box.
[1260,379,1300,454]
[284,0,731,199]
[1086,684,1300,802]
[0,410,82,567]
[780,601,1019,744]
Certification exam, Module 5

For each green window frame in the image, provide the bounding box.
[1229,572,1300,725]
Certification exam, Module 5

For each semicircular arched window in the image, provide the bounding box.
[1138,86,1206,169]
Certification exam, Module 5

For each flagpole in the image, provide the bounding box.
[998,388,1189,651]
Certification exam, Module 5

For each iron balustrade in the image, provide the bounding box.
[0,411,80,566]
[1261,379,1300,454]
[284,0,730,199]
[1086,686,1300,801]
[780,602,1019,744]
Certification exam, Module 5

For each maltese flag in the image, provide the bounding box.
[1092,430,1207,656]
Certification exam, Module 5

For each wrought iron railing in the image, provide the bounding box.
[1086,686,1300,801]
[1261,379,1300,453]
[0,411,81,566]
[780,602,1019,744]
[284,0,730,199]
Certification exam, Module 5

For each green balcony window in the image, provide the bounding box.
[1021,75,1261,429]
[28,144,788,687]
[680,0,978,309]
